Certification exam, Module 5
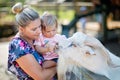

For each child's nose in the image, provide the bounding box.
[50,31,54,35]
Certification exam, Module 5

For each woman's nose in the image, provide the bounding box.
[37,28,41,34]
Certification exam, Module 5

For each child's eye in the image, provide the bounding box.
[46,31,50,33]
[32,28,36,31]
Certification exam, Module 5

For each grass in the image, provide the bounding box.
[58,10,75,21]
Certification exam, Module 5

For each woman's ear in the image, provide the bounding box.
[19,26,24,32]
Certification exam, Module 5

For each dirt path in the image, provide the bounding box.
[0,42,17,80]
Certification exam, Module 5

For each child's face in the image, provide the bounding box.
[42,25,57,38]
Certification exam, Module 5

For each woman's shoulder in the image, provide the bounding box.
[9,35,27,48]
[9,36,21,45]
[9,33,22,43]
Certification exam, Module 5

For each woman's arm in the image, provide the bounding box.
[16,54,56,80]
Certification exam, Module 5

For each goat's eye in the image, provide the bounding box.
[72,44,77,47]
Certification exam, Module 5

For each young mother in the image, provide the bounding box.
[8,2,56,80]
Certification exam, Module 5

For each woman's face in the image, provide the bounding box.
[42,25,57,38]
[21,18,41,40]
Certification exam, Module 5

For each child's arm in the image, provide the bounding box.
[35,44,56,54]
[34,45,50,54]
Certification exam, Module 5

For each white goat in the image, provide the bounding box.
[57,32,120,80]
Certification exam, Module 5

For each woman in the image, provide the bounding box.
[8,2,56,80]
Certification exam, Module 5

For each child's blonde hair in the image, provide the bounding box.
[41,11,58,31]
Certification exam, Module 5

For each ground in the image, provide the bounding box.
[0,42,17,80]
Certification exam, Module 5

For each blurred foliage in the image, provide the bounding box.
[0,0,75,38]
[0,9,74,25]
[58,10,75,21]
[0,14,15,25]
[33,6,75,22]
[0,0,25,7]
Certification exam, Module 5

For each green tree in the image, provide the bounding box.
[0,0,25,7]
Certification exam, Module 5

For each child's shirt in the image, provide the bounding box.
[34,33,67,60]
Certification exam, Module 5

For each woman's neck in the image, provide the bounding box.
[19,33,34,47]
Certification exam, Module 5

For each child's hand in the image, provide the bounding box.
[47,44,55,52]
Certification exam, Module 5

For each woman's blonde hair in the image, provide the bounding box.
[12,2,39,27]
[40,11,58,31]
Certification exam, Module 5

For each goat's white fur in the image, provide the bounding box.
[57,32,120,80]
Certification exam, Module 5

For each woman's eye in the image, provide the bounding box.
[32,28,36,31]
[32,26,41,31]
